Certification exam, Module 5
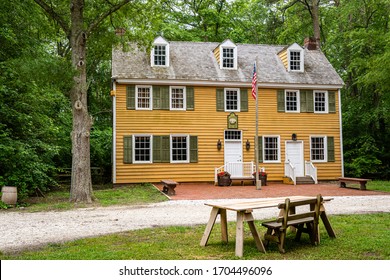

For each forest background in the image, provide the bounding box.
[1,0,389,200]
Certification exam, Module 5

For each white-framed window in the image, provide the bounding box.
[219,40,237,69]
[263,136,280,163]
[310,136,327,162]
[314,90,328,113]
[151,36,169,67]
[285,90,300,112]
[135,86,152,110]
[225,88,240,112]
[170,86,186,110]
[287,43,304,72]
[170,135,189,163]
[133,135,152,163]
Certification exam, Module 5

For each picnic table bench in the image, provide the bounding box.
[339,177,369,190]
[200,195,336,257]
[262,195,322,253]
[161,179,178,195]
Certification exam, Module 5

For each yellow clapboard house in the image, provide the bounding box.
[111,37,344,185]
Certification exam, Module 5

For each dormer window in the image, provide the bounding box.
[218,40,237,70]
[151,36,169,67]
[287,43,304,72]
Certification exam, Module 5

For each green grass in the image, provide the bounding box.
[366,180,390,192]
[1,213,389,260]
[8,183,168,212]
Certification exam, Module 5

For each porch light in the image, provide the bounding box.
[292,133,297,141]
[217,139,222,150]
[246,139,250,150]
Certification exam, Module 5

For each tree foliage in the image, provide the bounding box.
[1,0,389,202]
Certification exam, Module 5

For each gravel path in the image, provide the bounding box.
[1,195,389,253]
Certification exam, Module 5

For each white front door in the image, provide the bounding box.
[224,130,243,177]
[285,141,304,177]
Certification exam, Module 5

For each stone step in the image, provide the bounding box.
[296,176,315,184]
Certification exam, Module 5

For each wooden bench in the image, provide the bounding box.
[261,194,322,253]
[161,179,178,195]
[339,177,369,190]
[230,177,255,186]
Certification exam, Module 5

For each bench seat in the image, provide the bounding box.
[339,177,369,190]
[261,195,322,253]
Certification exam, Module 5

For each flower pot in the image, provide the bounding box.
[1,186,17,205]
[218,175,231,186]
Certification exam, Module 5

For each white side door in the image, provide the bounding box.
[285,141,304,177]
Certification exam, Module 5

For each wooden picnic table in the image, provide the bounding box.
[200,196,336,257]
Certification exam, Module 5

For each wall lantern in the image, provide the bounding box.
[292,133,297,141]
[246,139,250,151]
[217,139,222,150]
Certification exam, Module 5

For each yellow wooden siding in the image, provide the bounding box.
[213,47,220,65]
[115,85,342,183]
[278,49,288,69]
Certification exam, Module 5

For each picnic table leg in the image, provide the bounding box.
[220,209,228,243]
[200,207,220,246]
[319,206,336,238]
[235,211,245,257]
[246,213,266,253]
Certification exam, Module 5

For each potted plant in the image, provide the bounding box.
[252,171,267,186]
[217,171,231,186]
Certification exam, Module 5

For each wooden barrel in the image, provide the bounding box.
[1,186,18,205]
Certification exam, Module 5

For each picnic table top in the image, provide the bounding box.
[205,196,333,212]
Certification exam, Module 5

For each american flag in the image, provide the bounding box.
[252,62,257,100]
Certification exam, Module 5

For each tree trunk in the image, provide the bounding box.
[69,0,94,203]
[311,0,321,48]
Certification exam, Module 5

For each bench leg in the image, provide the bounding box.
[340,182,346,188]
[360,182,367,190]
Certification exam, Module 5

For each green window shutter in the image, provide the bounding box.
[153,135,170,162]
[153,136,162,162]
[190,136,198,163]
[240,88,248,112]
[153,86,170,110]
[153,86,161,109]
[186,87,194,110]
[277,90,285,112]
[327,136,335,162]
[216,88,224,111]
[126,86,135,110]
[123,135,132,163]
[256,136,263,163]
[328,91,336,113]
[160,86,170,110]
[300,90,313,112]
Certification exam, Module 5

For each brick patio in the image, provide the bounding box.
[154,181,389,200]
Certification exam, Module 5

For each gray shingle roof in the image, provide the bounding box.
[112,41,344,87]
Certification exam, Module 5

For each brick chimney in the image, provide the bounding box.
[304,37,318,50]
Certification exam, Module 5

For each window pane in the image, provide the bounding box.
[172,136,187,162]
[137,87,151,109]
[134,136,151,162]
[171,87,184,109]
[224,130,242,140]
[225,89,238,111]
[222,48,234,68]
[315,91,326,112]
[286,91,298,111]
[311,137,325,161]
[264,137,279,161]
[290,51,301,71]
[154,45,166,66]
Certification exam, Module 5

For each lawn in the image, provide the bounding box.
[1,213,389,260]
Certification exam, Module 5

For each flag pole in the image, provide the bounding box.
[253,61,261,190]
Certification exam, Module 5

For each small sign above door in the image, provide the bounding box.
[227,112,238,129]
